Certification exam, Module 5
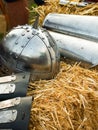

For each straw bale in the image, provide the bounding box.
[28,1,98,130]
[28,60,98,130]
[30,0,98,25]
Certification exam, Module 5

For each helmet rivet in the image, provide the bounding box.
[27,37,30,39]
[15,42,18,45]
[22,34,25,36]
[21,45,24,48]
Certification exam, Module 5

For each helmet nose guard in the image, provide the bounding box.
[0,25,60,80]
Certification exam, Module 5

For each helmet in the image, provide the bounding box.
[0,25,60,80]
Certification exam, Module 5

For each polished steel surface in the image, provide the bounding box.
[48,30,98,66]
[0,25,60,80]
[0,110,17,123]
[43,13,98,41]
[0,97,20,109]
[0,84,15,94]
[0,75,16,83]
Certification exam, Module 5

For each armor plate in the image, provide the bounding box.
[48,30,98,66]
[0,72,30,100]
[0,25,60,80]
[0,96,32,130]
[43,13,98,42]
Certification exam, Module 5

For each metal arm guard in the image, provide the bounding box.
[0,96,32,130]
[43,13,98,41]
[0,72,30,100]
[47,30,98,66]
[0,25,60,80]
[43,13,98,66]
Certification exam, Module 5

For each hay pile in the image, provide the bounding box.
[30,0,98,25]
[28,1,98,130]
[28,61,98,130]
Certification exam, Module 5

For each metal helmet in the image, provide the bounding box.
[0,25,60,80]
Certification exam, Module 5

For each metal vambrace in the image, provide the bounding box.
[0,72,30,100]
[43,13,98,41]
[0,96,32,130]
